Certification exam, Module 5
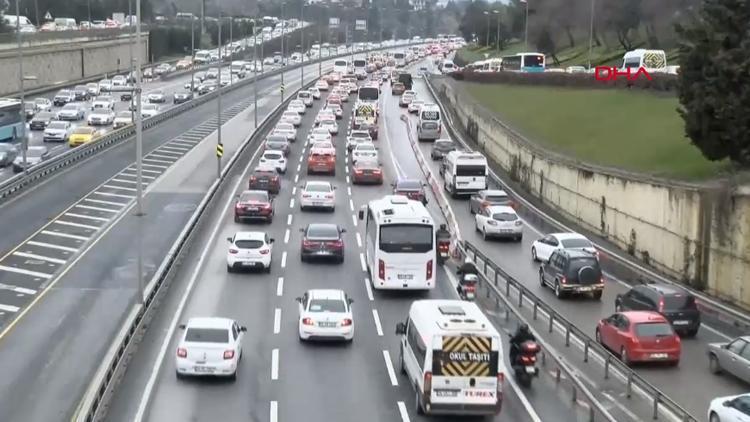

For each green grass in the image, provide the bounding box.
[462,83,727,180]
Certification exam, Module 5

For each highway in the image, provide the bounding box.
[391,62,750,418]
[103,59,588,422]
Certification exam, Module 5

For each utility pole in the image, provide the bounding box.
[190,16,195,92]
[300,3,305,86]
[253,17,258,128]
[217,11,223,178]
[229,16,233,85]
[280,2,286,103]
[318,10,322,77]
[524,0,529,51]
[15,0,27,172]
[494,10,500,51]
[587,0,595,70]
[134,0,144,305]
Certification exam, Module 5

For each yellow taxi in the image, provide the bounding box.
[68,126,99,147]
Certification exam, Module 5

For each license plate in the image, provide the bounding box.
[457,182,468,185]
[434,389,459,397]
[650,353,668,359]
[194,366,215,373]
[319,322,337,328]
[397,274,414,280]
[247,207,259,212]
[313,202,324,206]
[525,366,536,374]
[673,320,689,326]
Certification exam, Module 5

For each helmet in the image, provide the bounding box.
[464,257,473,265]
[518,323,530,334]
[440,223,447,231]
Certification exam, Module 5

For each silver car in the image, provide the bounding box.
[43,121,73,142]
[469,189,511,214]
[708,336,750,384]
[56,103,86,121]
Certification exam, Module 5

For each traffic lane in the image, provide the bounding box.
[402,80,747,415]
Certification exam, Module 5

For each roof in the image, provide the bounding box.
[368,195,433,223]
[637,281,690,296]
[409,300,499,339]
[481,189,508,197]
[305,180,332,188]
[550,232,589,241]
[619,311,669,323]
[308,289,346,300]
[487,205,516,214]
[234,231,266,241]
[186,317,234,329]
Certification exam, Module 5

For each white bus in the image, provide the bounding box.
[353,58,368,79]
[442,151,488,197]
[359,195,436,290]
[333,59,349,74]
[394,51,407,67]
[395,300,504,416]
[357,85,379,105]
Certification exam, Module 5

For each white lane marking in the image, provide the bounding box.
[160,145,190,152]
[0,304,20,313]
[281,252,287,269]
[345,165,349,174]
[26,241,77,253]
[345,175,350,184]
[64,212,110,222]
[127,166,162,174]
[119,172,156,181]
[397,402,410,422]
[151,151,181,158]
[0,265,52,279]
[111,178,147,185]
[298,155,304,164]
[0,285,37,295]
[284,229,290,244]
[40,230,88,241]
[12,251,66,265]
[359,253,366,272]
[382,350,399,386]
[74,204,118,213]
[270,401,278,422]
[271,348,279,380]
[292,187,296,195]
[84,198,126,206]
[103,184,138,192]
[294,173,299,183]
[356,232,362,248]
[143,157,174,165]
[347,186,352,196]
[364,278,374,301]
[141,162,170,169]
[274,308,281,334]
[349,199,354,211]
[93,191,134,199]
[52,220,99,230]
[287,215,292,226]
[372,309,384,336]
[289,198,295,208]
[276,277,284,296]
[352,214,358,227]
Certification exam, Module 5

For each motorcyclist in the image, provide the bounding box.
[509,323,537,366]
[435,224,451,246]
[456,257,479,297]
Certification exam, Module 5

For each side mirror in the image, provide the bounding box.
[299,228,305,232]
[340,228,347,233]
[227,237,232,242]
[240,326,248,332]
[333,186,337,190]
[348,298,354,305]
[178,324,186,330]
[269,238,275,243]
[295,297,302,303]
[395,322,407,335]
[358,209,365,221]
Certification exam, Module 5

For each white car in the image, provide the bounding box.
[474,205,523,241]
[530,232,598,262]
[33,97,52,112]
[43,121,73,142]
[351,142,378,164]
[87,109,115,126]
[310,141,335,155]
[297,91,314,107]
[315,80,329,91]
[307,128,332,145]
[708,393,750,422]
[299,181,336,211]
[309,87,321,99]
[327,104,343,119]
[281,111,302,127]
[315,110,335,125]
[297,289,354,342]
[148,89,166,103]
[91,96,115,111]
[112,75,127,87]
[288,100,306,115]
[56,103,86,121]
[175,317,246,380]
[318,118,338,135]
[98,79,112,92]
[260,150,287,174]
[226,231,275,272]
[347,130,372,151]
[273,122,297,142]
[141,104,160,118]
[408,99,425,114]
[113,111,133,129]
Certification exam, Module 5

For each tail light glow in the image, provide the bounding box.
[424,372,433,395]
[325,194,334,199]
[177,348,187,358]
[259,249,270,255]
[426,260,433,280]
[561,276,567,284]
[658,298,665,313]
[223,350,235,359]
[302,317,314,326]
[378,259,385,280]
[341,318,353,326]
[229,248,239,254]
[302,194,312,198]
[329,240,344,249]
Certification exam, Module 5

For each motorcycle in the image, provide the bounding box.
[458,273,478,301]
[509,338,540,388]
[437,239,450,264]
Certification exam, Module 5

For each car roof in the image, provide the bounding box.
[481,189,508,197]
[557,249,597,259]
[487,205,516,214]
[307,289,346,300]
[638,281,691,296]
[619,311,669,324]
[306,223,340,232]
[186,317,234,329]
[240,189,269,197]
[305,180,332,188]
[234,231,266,241]
[551,232,589,241]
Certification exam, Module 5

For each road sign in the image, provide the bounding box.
[280,84,285,93]
[216,143,224,157]
[329,17,340,29]
[44,11,52,21]
[355,20,367,31]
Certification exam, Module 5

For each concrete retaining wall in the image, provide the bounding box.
[0,34,149,96]
[432,77,750,309]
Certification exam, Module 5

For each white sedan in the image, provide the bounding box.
[530,232,598,262]
[315,110,336,125]
[347,130,372,151]
[226,231,274,272]
[351,142,378,164]
[315,80,329,91]
[260,150,287,174]
[309,87,321,99]
[281,111,302,127]
[141,104,160,118]
[288,100,306,115]
[147,89,166,103]
[708,393,750,422]
[175,317,246,380]
[87,109,115,126]
[113,111,133,129]
[273,122,297,142]
[308,128,332,145]
[297,289,354,342]
[475,205,523,241]
[300,180,336,211]
[318,118,338,135]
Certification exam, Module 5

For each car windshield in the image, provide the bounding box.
[397,180,422,190]
[298,92,310,98]
[307,225,339,239]
[561,238,592,248]
[352,132,370,139]
[264,152,283,160]
[184,328,228,343]
[313,128,330,134]
[357,144,375,151]
[305,183,330,192]
[240,191,268,202]
[73,127,94,134]
[308,299,346,313]
[254,170,275,178]
[48,122,67,129]
[235,239,264,249]
[62,104,78,110]
[492,212,518,221]
[634,322,674,337]
[143,105,157,110]
[267,135,287,143]
[379,224,433,253]
[276,124,293,131]
[283,112,298,117]
[34,112,53,120]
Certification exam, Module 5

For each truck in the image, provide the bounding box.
[398,73,413,90]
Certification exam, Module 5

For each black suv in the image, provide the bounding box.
[615,282,700,337]
[539,249,603,299]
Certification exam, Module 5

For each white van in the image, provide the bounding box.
[441,60,456,74]
[395,300,504,416]
[417,104,441,142]
[54,18,77,31]
[353,58,367,79]
[333,59,349,75]
[194,50,211,65]
[442,151,488,197]
[621,49,667,73]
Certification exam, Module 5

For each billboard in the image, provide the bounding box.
[329,17,340,29]
[355,19,366,31]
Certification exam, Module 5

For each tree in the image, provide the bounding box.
[0,0,9,33]
[675,0,750,165]
[602,0,642,50]
[457,0,487,43]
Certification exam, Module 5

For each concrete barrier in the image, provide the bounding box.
[429,77,750,312]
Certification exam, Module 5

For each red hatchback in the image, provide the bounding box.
[248,167,281,194]
[307,151,336,175]
[596,311,681,366]
[234,190,274,223]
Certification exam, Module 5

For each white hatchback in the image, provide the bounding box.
[530,232,597,262]
[308,127,332,145]
[318,118,338,135]
[175,317,246,380]
[299,181,336,211]
[226,231,275,273]
[297,91,314,107]
[274,122,297,142]
[288,100,306,115]
[297,289,354,342]
[474,205,523,241]
[260,150,287,174]
[351,142,378,164]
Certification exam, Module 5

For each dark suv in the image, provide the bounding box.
[615,282,700,337]
[539,249,603,300]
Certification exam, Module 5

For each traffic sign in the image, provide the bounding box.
[355,20,367,31]
[280,84,285,93]
[216,143,224,157]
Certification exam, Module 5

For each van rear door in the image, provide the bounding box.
[430,335,499,409]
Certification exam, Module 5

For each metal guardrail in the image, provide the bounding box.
[0,41,423,203]
[421,74,750,337]
[400,114,619,422]
[418,76,700,422]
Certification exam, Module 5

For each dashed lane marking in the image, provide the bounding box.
[397,402,410,422]
[102,184,137,192]
[93,191,134,199]
[287,215,292,226]
[26,241,77,253]
[141,163,169,170]
[52,220,100,230]
[270,401,278,422]
[281,252,287,269]
[356,232,362,248]
[83,198,127,206]
[40,230,88,241]
[352,214,358,227]
[372,309,384,336]
[364,278,374,301]
[74,204,118,213]
[0,305,20,313]
[359,252,366,272]
[0,284,37,295]
[0,265,52,279]
[277,277,284,297]
[284,229,290,244]
[64,213,110,222]
[382,350,398,386]
[12,252,66,265]
[271,348,279,380]
[273,308,281,334]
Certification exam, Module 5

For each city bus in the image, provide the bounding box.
[499,52,545,73]
[359,195,436,290]
[0,98,25,142]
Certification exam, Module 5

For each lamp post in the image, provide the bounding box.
[190,16,195,92]
[14,0,26,171]
[229,16,233,86]
[253,17,258,128]
[524,0,529,51]
[217,11,223,178]
[493,10,500,51]
[587,0,595,70]
[483,11,489,48]
[280,1,286,103]
[134,0,144,304]
[300,3,305,86]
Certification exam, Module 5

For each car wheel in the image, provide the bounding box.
[228,370,237,382]
[482,227,489,241]
[539,269,545,287]
[415,390,425,415]
[709,412,721,422]
[531,247,538,262]
[265,264,271,274]
[175,370,185,380]
[234,215,240,223]
[554,280,564,298]
[399,346,407,374]
[685,327,699,338]
[516,235,523,242]
[592,290,602,300]
[709,354,722,374]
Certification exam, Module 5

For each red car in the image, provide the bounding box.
[392,179,428,204]
[248,167,281,194]
[596,311,681,366]
[234,190,274,223]
[307,151,336,175]
[351,159,383,185]
[326,95,342,107]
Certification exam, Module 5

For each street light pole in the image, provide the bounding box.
[229,16,233,85]
[15,0,27,172]
[134,0,144,305]
[587,0,595,70]
[253,18,258,128]
[493,10,500,51]
[280,2,286,103]
[483,11,489,47]
[190,17,195,92]
[301,3,305,87]
[524,0,529,51]
[217,12,223,179]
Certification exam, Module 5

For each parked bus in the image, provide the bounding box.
[500,52,545,73]
[0,98,24,142]
[359,195,436,290]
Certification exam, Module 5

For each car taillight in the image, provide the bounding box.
[262,203,272,209]
[378,259,385,280]
[229,248,239,254]
[328,155,335,162]
[465,285,475,292]
[259,249,270,255]
[303,194,312,198]
[658,297,665,313]
[177,347,187,358]
[561,276,567,284]
[302,239,315,247]
[330,240,344,248]
[223,350,235,359]
[272,176,279,183]
[325,194,334,199]
[426,260,433,280]
[424,372,432,393]
[302,317,314,326]
[249,176,256,182]
[487,220,498,226]
[341,318,353,326]
[515,220,523,226]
